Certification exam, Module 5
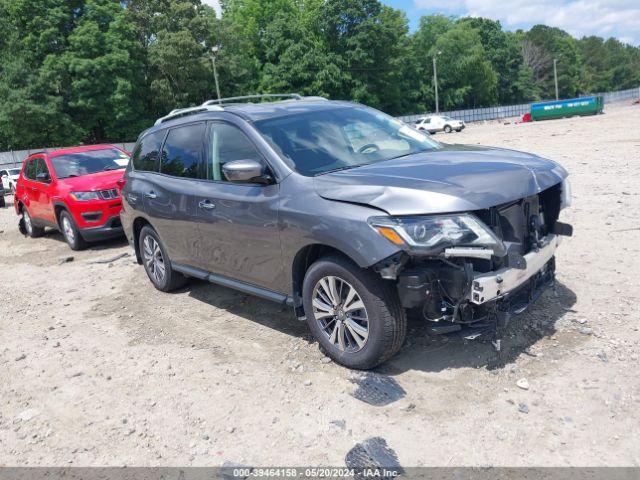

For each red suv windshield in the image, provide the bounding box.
[51,148,129,179]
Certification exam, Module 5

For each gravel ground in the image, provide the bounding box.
[1,103,639,467]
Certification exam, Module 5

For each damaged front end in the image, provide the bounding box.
[371,181,573,349]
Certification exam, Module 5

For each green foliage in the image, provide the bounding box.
[1,0,639,150]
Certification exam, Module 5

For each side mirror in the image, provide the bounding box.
[36,172,51,183]
[222,159,271,184]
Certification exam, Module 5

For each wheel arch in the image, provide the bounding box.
[132,216,153,264]
[52,201,69,227]
[291,244,361,311]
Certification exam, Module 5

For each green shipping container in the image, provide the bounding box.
[530,96,604,121]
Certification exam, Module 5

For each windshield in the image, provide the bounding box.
[8,168,20,176]
[254,106,441,176]
[51,148,129,179]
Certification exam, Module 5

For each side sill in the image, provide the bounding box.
[172,262,294,306]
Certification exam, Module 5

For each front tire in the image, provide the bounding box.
[59,210,87,251]
[139,225,187,292]
[22,208,45,238]
[302,254,406,370]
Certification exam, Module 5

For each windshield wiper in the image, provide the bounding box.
[103,166,119,171]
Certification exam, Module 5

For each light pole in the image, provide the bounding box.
[553,58,559,100]
[210,45,221,100]
[433,51,442,113]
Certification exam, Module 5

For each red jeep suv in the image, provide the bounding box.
[14,145,130,250]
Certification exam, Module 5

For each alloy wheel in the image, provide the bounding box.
[143,234,166,285]
[23,210,33,235]
[312,276,369,353]
[62,216,75,244]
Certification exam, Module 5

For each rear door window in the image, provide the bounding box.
[160,123,206,179]
[132,130,166,172]
[23,159,37,180]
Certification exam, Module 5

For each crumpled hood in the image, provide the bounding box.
[314,145,567,215]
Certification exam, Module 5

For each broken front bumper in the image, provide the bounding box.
[470,234,560,305]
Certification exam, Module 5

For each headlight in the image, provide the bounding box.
[560,178,572,209]
[369,213,506,256]
[70,191,100,201]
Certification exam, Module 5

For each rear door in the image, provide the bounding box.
[141,123,207,267]
[195,121,282,289]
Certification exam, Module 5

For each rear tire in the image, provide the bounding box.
[302,254,406,370]
[0,196,5,208]
[139,225,187,292]
[22,208,45,238]
[59,210,87,251]
[444,125,452,133]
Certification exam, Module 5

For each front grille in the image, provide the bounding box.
[99,188,119,200]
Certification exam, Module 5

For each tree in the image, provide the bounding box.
[0,0,83,149]
[430,23,498,109]
[62,0,148,143]
[524,25,582,99]
[314,0,411,113]
[459,18,536,104]
[126,0,218,116]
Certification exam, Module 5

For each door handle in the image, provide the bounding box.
[198,199,216,210]
[144,191,157,199]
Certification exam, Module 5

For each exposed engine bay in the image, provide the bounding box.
[376,182,573,348]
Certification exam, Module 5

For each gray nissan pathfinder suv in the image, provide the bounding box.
[120,94,572,369]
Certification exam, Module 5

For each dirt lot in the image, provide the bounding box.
[1,103,639,468]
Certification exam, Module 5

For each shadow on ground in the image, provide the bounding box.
[379,281,577,374]
[182,276,576,374]
[38,228,129,251]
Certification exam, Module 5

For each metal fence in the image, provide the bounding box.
[1,87,639,170]
[397,86,640,124]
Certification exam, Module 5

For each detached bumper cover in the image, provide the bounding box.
[470,234,560,304]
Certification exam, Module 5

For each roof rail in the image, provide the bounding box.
[202,93,304,106]
[154,104,224,126]
[154,94,327,126]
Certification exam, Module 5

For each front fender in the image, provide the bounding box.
[279,176,401,295]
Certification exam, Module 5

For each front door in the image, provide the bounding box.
[21,158,41,218]
[32,157,55,223]
[195,121,283,290]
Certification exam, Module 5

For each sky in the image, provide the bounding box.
[202,0,640,46]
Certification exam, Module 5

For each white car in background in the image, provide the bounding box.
[1,167,21,194]
[414,115,465,134]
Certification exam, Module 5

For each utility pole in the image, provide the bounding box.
[433,51,441,113]
[553,58,559,100]
[211,45,221,100]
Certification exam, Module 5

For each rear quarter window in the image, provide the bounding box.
[132,130,166,172]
